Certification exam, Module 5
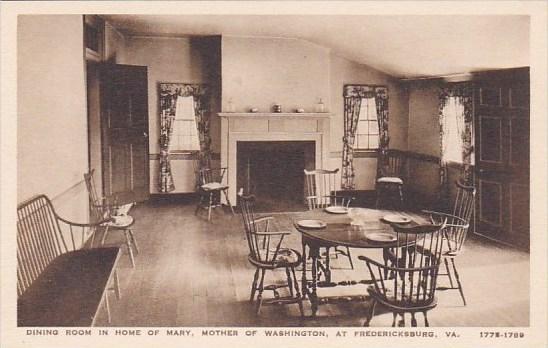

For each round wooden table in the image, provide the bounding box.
[293,208,426,316]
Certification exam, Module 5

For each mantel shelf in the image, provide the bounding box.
[218,112,333,118]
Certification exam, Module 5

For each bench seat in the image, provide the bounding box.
[18,247,120,326]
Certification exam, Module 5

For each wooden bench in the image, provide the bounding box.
[17,194,122,326]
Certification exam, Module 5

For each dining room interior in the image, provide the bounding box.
[15,13,532,328]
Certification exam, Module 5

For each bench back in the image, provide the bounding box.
[17,195,69,297]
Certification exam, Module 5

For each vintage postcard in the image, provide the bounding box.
[1,1,546,348]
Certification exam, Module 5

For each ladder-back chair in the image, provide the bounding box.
[358,221,446,327]
[376,150,407,209]
[84,169,139,267]
[304,168,354,269]
[423,180,476,305]
[238,191,304,316]
[195,167,235,221]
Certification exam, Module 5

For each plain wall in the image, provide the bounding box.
[406,82,442,201]
[124,36,221,193]
[18,15,89,222]
[222,36,330,113]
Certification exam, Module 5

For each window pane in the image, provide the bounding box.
[357,121,368,135]
[368,135,379,149]
[369,120,379,134]
[356,135,366,149]
[366,98,378,120]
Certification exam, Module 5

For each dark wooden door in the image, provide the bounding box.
[100,64,149,204]
[474,71,529,248]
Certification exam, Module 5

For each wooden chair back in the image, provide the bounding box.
[197,167,227,186]
[238,191,285,265]
[363,222,446,307]
[378,150,407,179]
[17,195,69,296]
[304,168,344,210]
[84,169,110,223]
[446,180,476,253]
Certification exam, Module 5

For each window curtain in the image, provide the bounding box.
[342,85,389,189]
[438,82,474,205]
[158,83,210,193]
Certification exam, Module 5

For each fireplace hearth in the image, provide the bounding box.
[237,141,315,211]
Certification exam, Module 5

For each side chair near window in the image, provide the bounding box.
[17,195,121,326]
[195,167,235,221]
[304,168,355,269]
[238,190,304,316]
[358,221,446,327]
[84,170,139,268]
[423,180,476,305]
[376,150,407,209]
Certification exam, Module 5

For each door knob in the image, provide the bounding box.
[143,132,148,138]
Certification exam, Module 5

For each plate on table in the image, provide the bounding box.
[382,214,412,224]
[366,232,397,243]
[325,206,348,214]
[297,219,327,229]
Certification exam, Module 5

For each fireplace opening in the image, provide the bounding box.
[237,141,315,212]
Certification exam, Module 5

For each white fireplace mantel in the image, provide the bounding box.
[219,112,333,205]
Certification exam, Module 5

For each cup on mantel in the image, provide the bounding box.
[273,104,282,113]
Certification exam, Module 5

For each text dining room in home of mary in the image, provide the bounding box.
[9,8,543,343]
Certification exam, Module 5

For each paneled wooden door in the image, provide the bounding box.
[100,64,149,204]
[474,74,529,248]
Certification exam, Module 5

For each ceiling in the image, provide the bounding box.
[103,15,530,79]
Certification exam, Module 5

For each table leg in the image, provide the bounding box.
[309,244,320,317]
[301,239,308,299]
[324,246,331,284]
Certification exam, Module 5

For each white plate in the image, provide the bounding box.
[325,206,348,214]
[297,219,327,229]
[366,232,397,242]
[382,214,412,224]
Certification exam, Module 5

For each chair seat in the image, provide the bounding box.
[377,176,404,184]
[249,248,302,269]
[105,215,134,228]
[201,182,229,191]
[367,284,436,308]
[18,247,120,326]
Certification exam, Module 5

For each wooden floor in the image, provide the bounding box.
[94,199,530,327]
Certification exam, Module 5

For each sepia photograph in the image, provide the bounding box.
[1,1,546,348]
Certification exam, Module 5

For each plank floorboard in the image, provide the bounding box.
[94,200,529,327]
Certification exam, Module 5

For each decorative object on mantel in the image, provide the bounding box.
[273,104,282,113]
[250,107,259,113]
[314,98,326,113]
[296,108,305,113]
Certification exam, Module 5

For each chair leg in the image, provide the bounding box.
[290,266,304,317]
[391,312,397,327]
[195,194,203,216]
[113,268,121,300]
[222,189,235,216]
[451,258,467,306]
[423,311,430,327]
[398,185,404,208]
[104,291,111,323]
[207,193,214,221]
[398,313,405,327]
[124,230,136,268]
[411,313,417,327]
[346,246,354,270]
[255,269,266,315]
[285,268,294,297]
[444,257,455,288]
[250,268,259,302]
[128,229,139,254]
[101,225,110,246]
[363,300,376,327]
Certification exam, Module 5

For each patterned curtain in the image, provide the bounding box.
[342,85,389,189]
[438,82,474,205]
[158,83,210,192]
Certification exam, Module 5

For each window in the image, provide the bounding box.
[170,96,200,152]
[441,96,465,163]
[355,97,379,150]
